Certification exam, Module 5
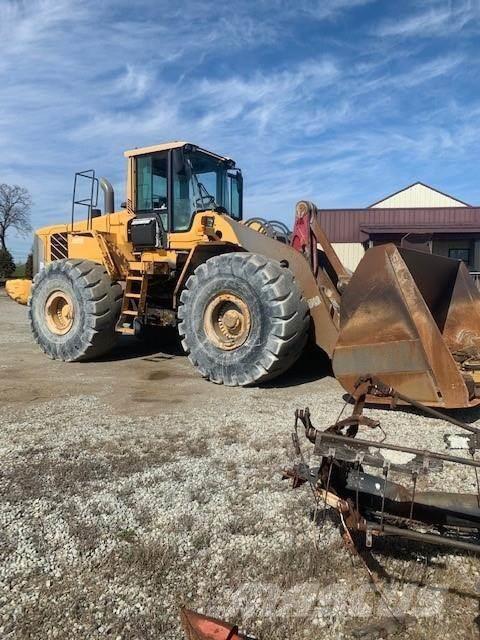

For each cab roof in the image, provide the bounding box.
[124,141,233,164]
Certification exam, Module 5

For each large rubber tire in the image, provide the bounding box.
[178,252,309,386]
[29,259,123,361]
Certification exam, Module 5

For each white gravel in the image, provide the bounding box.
[2,291,480,639]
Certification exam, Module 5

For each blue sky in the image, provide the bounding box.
[1,0,480,260]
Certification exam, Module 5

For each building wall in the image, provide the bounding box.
[432,239,469,259]
[475,242,480,272]
[432,239,480,271]
[372,183,467,209]
[332,239,480,273]
[332,242,365,271]
[322,183,475,272]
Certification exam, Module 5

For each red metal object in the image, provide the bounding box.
[180,608,248,640]
[291,200,349,285]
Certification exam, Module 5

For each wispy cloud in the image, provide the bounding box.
[113,65,153,101]
[267,0,377,21]
[352,54,464,93]
[376,1,477,38]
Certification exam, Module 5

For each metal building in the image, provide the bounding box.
[320,182,480,283]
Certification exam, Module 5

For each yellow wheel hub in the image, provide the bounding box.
[204,292,251,350]
[45,291,74,335]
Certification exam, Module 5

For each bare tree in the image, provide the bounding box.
[0,184,32,251]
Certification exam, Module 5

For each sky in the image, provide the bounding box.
[1,0,480,261]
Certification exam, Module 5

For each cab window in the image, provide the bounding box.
[136,152,168,229]
[172,153,225,231]
[172,151,230,231]
[227,171,242,220]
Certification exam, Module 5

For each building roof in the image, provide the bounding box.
[369,181,471,208]
[318,207,480,243]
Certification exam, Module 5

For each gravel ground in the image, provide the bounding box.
[1,289,480,639]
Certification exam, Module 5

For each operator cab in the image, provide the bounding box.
[124,141,243,250]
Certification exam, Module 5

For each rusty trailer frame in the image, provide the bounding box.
[285,376,480,554]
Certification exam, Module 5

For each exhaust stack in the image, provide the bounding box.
[99,177,115,214]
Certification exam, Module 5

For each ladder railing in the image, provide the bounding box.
[71,170,99,231]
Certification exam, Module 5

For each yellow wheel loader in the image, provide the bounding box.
[8,140,480,407]
[24,142,310,387]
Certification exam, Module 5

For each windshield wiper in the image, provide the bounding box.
[195,182,216,209]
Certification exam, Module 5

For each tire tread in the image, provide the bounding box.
[178,252,309,386]
[29,259,122,362]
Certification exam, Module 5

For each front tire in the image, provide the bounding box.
[177,252,309,386]
[29,259,123,361]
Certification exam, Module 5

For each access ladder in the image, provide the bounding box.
[115,265,148,335]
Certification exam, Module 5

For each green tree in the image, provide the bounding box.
[0,248,16,279]
[25,252,34,279]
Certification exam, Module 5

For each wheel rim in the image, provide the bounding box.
[45,290,75,335]
[204,292,251,350]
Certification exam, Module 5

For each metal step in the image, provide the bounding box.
[119,326,135,335]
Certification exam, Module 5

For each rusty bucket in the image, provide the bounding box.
[332,244,480,408]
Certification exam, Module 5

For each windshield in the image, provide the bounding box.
[172,151,242,230]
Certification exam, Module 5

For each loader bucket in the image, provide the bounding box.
[332,244,480,408]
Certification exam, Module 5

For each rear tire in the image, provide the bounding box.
[29,259,123,361]
[178,252,309,386]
